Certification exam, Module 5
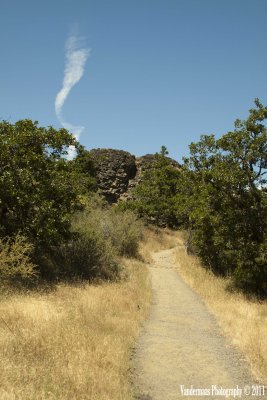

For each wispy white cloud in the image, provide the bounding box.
[55,32,90,155]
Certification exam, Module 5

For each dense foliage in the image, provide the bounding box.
[0,235,37,281]
[1,103,266,296]
[0,120,144,283]
[0,120,82,245]
[44,200,144,281]
[73,206,144,258]
[176,99,267,296]
[123,101,267,296]
[122,146,182,227]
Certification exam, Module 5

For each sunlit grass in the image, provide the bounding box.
[0,256,151,400]
[175,231,267,384]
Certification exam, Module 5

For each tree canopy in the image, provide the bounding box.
[176,99,267,296]
[124,147,181,227]
[0,119,85,245]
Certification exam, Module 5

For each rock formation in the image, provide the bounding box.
[89,148,180,203]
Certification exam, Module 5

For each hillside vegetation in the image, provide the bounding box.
[0,120,144,287]
[1,100,266,296]
[124,99,267,297]
[0,99,266,396]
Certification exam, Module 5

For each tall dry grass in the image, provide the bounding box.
[139,226,177,262]
[0,257,151,400]
[174,231,267,384]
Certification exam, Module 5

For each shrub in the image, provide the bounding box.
[102,209,144,257]
[32,230,119,282]
[232,243,267,297]
[120,211,143,256]
[29,199,141,282]
[53,233,119,281]
[121,148,181,228]
[0,235,37,282]
[72,208,144,258]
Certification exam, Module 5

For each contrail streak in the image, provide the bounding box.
[55,33,90,153]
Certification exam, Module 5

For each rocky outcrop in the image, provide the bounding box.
[89,149,136,203]
[89,148,180,203]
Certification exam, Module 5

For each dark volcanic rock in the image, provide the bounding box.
[89,149,137,203]
[89,148,180,203]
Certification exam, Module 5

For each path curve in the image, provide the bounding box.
[133,248,261,400]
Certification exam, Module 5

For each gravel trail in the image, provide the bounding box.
[133,248,262,400]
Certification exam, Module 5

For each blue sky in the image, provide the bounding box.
[0,0,266,162]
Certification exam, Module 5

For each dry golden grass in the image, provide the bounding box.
[139,226,177,262]
[0,256,151,400]
[3,226,265,398]
[174,231,267,384]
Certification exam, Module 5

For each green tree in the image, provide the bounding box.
[159,145,169,157]
[0,119,83,246]
[128,147,181,227]
[70,147,97,195]
[176,100,267,296]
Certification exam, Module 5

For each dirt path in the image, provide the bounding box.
[133,248,261,400]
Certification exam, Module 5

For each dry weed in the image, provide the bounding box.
[174,232,267,384]
[139,227,177,262]
[0,258,151,400]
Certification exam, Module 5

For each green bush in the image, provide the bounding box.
[122,148,181,228]
[72,207,143,258]
[32,232,119,282]
[176,99,267,297]
[55,233,119,281]
[232,243,267,297]
[15,198,141,283]
[99,209,143,257]
[0,235,37,282]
